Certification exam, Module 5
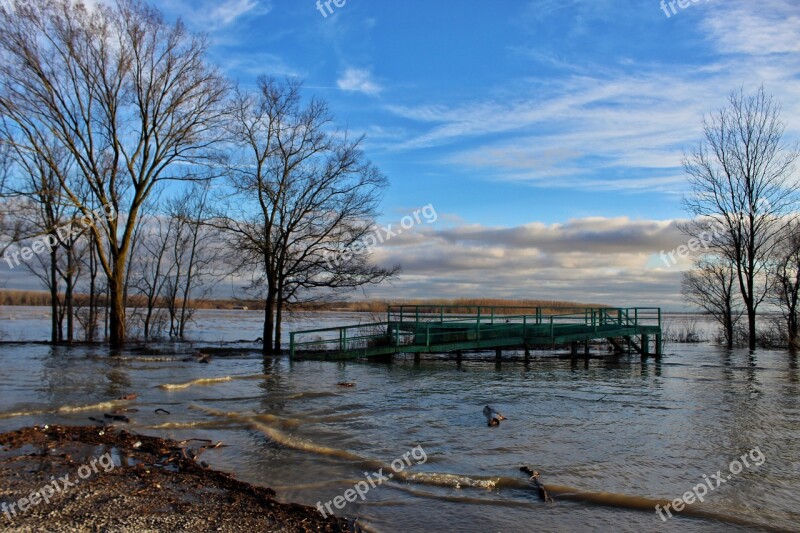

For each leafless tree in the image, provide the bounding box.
[0,141,23,257]
[129,209,174,339]
[682,257,743,349]
[770,222,800,348]
[163,182,221,338]
[0,126,88,342]
[221,78,396,354]
[682,86,800,350]
[0,0,229,347]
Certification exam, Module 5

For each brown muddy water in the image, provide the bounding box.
[0,308,798,532]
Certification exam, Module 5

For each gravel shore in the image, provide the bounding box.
[0,425,359,532]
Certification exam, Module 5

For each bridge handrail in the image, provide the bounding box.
[290,306,661,356]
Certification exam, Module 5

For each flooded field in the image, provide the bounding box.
[0,307,798,532]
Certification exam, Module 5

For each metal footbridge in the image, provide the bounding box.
[289,305,662,361]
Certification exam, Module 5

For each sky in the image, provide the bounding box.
[4,0,800,309]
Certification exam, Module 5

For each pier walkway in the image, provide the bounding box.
[289,305,662,361]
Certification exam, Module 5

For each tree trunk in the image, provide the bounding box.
[65,245,74,343]
[108,265,126,348]
[87,235,98,342]
[747,304,756,351]
[274,288,283,354]
[49,246,58,344]
[262,288,276,355]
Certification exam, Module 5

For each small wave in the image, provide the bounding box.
[158,377,233,390]
[0,399,129,419]
[194,405,367,462]
[0,408,49,419]
[397,471,506,490]
[148,420,240,430]
[56,400,126,413]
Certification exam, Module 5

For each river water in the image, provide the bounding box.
[0,307,798,532]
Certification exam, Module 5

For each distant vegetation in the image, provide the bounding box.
[337,298,609,315]
[0,290,605,315]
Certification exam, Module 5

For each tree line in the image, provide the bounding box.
[680,86,800,350]
[0,0,395,353]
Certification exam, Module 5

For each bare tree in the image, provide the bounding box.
[221,78,396,354]
[0,141,23,257]
[682,257,742,349]
[0,128,87,343]
[129,210,174,339]
[163,182,221,338]
[770,222,800,348]
[682,86,800,350]
[0,0,229,347]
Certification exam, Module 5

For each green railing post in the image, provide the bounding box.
[290,332,295,357]
[440,306,444,323]
[341,328,346,352]
[426,323,431,347]
[416,306,420,324]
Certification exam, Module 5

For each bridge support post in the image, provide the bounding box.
[655,334,662,360]
[584,340,590,358]
[456,350,462,364]
[495,348,502,362]
[414,352,421,364]
[571,341,578,358]
[642,334,650,359]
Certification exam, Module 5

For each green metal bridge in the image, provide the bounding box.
[289,305,662,361]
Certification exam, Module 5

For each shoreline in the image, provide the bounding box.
[0,425,360,532]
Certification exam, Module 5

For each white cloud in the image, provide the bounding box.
[702,0,800,55]
[377,0,800,194]
[337,67,382,96]
[211,0,262,26]
[363,215,690,307]
[162,0,270,31]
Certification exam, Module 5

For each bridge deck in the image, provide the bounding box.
[289,306,662,360]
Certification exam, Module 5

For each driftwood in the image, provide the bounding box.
[520,466,554,503]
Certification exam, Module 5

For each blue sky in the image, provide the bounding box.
[5,0,800,308]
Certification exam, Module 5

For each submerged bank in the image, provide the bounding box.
[0,425,358,532]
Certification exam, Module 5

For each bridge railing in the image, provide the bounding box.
[387,304,597,326]
[289,322,415,357]
[290,306,661,357]
[387,305,661,328]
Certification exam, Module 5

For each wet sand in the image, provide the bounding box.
[0,425,359,532]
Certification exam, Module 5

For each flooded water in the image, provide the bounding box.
[0,307,798,532]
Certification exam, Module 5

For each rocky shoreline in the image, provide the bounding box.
[0,425,359,532]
